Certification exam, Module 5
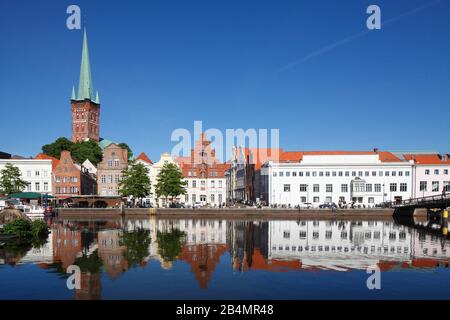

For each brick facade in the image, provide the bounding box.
[71,100,100,142]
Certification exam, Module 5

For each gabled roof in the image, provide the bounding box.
[35,153,60,170]
[136,152,153,164]
[99,139,114,150]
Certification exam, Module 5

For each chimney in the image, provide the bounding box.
[373,148,379,153]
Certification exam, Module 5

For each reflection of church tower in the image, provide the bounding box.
[71,29,101,142]
[75,272,101,300]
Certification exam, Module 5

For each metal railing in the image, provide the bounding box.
[386,192,450,208]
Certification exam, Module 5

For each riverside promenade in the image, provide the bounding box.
[55,207,425,220]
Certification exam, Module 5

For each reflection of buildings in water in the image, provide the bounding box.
[75,272,101,300]
[16,231,54,264]
[178,219,228,289]
[268,220,450,271]
[53,223,82,270]
[97,229,128,278]
[228,221,269,272]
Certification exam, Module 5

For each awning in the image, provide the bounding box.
[8,192,55,199]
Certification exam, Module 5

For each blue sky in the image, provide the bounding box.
[1,0,449,160]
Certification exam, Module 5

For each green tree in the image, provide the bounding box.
[42,137,73,159]
[119,160,151,205]
[156,228,186,262]
[0,164,28,195]
[42,138,103,165]
[71,140,103,165]
[155,163,187,205]
[118,143,133,159]
[120,228,151,268]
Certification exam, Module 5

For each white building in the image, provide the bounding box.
[0,159,53,195]
[400,153,450,198]
[176,133,228,207]
[147,152,179,207]
[262,151,414,207]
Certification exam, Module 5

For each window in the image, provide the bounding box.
[27,183,31,191]
[286,172,291,177]
[300,196,307,202]
[211,180,215,188]
[445,169,449,175]
[300,184,308,192]
[385,171,390,177]
[352,171,356,177]
[392,171,396,177]
[319,172,323,177]
[27,170,31,177]
[366,184,372,192]
[115,175,120,183]
[305,172,310,177]
[372,171,376,177]
[325,196,332,202]
[339,171,343,177]
[273,172,277,177]
[218,180,222,188]
[35,171,40,177]
[108,160,113,167]
[432,181,439,192]
[101,175,106,184]
[192,180,196,188]
[375,184,381,192]
[312,172,317,177]
[406,171,410,176]
[192,194,196,203]
[341,184,348,193]
[284,184,291,192]
[400,183,407,192]
[292,172,297,177]
[299,231,307,239]
[399,171,403,177]
[56,176,61,183]
[420,181,427,192]
[114,160,120,167]
[339,196,345,202]
[313,184,319,192]
[185,194,189,202]
[345,171,350,177]
[211,194,215,203]
[368,197,374,204]
[390,183,397,192]
[313,196,319,203]
[435,169,439,175]
[44,182,48,191]
[299,171,303,176]
[283,231,290,239]
[445,182,450,192]
[35,182,40,192]
[279,172,284,177]
[109,175,113,183]
[326,231,332,239]
[425,169,430,175]
[218,194,223,204]
[326,184,333,192]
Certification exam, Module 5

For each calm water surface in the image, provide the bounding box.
[1,215,450,300]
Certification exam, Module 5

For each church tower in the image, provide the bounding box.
[71,29,100,142]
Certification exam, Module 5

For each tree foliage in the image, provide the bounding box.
[156,228,186,262]
[41,137,103,165]
[120,228,151,268]
[155,163,186,203]
[119,160,151,199]
[0,163,28,195]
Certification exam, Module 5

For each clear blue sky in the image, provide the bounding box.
[1,0,449,160]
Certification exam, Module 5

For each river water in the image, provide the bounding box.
[1,215,449,300]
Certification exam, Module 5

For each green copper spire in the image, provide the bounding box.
[71,85,76,100]
[77,28,94,101]
[95,91,100,104]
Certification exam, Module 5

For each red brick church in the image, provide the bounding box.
[71,29,100,142]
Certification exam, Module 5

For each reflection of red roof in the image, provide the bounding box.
[35,153,60,170]
[242,249,302,272]
[404,154,450,165]
[411,259,440,268]
[136,152,153,164]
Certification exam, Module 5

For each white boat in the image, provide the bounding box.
[19,205,45,219]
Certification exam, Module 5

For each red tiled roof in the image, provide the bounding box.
[403,154,450,165]
[35,153,60,170]
[136,152,153,164]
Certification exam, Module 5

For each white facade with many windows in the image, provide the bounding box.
[0,159,53,195]
[262,153,414,207]
[182,177,226,207]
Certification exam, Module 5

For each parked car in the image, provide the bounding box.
[299,202,313,209]
[319,202,338,209]
[192,202,203,209]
